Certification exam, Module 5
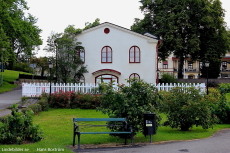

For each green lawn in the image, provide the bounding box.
[0,70,31,93]
[1,108,230,153]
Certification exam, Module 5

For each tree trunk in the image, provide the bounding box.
[178,56,185,79]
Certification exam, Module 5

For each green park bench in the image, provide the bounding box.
[73,118,134,149]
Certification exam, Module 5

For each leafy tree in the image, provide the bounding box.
[0,25,11,63]
[45,25,88,83]
[30,56,50,77]
[83,18,100,30]
[132,0,230,78]
[160,73,177,84]
[0,0,42,69]
[45,19,101,83]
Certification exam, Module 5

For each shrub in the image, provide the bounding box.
[28,104,42,115]
[209,84,230,124]
[12,62,33,73]
[37,97,49,111]
[162,87,218,131]
[160,73,177,84]
[0,115,10,124]
[48,91,101,109]
[21,107,33,115]
[0,104,43,144]
[98,79,162,136]
[49,90,73,108]
[219,83,230,94]
[21,104,42,115]
[70,93,101,109]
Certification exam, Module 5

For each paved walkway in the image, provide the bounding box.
[0,86,22,116]
[73,129,230,153]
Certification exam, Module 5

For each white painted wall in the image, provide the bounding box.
[76,23,158,84]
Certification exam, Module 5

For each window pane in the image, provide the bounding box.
[130,57,134,62]
[130,47,134,52]
[107,51,111,58]
[130,52,134,58]
[130,51,134,62]
[80,52,84,61]
[102,58,106,62]
[102,52,106,58]
[107,57,112,62]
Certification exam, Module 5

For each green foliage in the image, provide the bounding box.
[0,0,42,67]
[134,0,230,78]
[90,82,113,94]
[30,56,50,77]
[0,70,31,93]
[204,88,228,123]
[70,93,101,109]
[83,18,100,30]
[12,62,33,73]
[21,103,42,115]
[37,97,49,111]
[21,107,33,115]
[218,83,230,94]
[0,104,43,144]
[162,87,218,131]
[0,115,10,124]
[160,73,177,84]
[45,25,88,83]
[98,79,162,135]
[45,19,101,83]
[27,104,42,115]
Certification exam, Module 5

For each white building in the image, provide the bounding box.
[76,22,159,84]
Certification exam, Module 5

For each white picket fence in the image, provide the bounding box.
[22,82,206,97]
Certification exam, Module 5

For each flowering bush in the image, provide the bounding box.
[49,90,73,108]
[70,93,101,109]
[48,90,101,109]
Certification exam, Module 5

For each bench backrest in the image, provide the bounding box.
[73,118,126,122]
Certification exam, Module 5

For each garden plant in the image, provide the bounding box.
[0,104,43,144]
[161,87,219,131]
[98,79,162,136]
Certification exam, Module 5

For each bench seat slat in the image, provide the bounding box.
[74,118,126,122]
[79,132,132,134]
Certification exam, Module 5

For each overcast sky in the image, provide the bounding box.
[25,0,230,57]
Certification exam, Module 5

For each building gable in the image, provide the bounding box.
[79,22,158,43]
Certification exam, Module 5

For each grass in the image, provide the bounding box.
[0,70,31,93]
[1,108,230,153]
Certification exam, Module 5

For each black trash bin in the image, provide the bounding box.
[143,113,156,142]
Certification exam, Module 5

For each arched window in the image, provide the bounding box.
[129,73,140,81]
[77,49,85,63]
[101,46,112,63]
[96,74,118,84]
[129,46,140,63]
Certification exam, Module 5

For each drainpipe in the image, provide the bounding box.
[156,40,162,84]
